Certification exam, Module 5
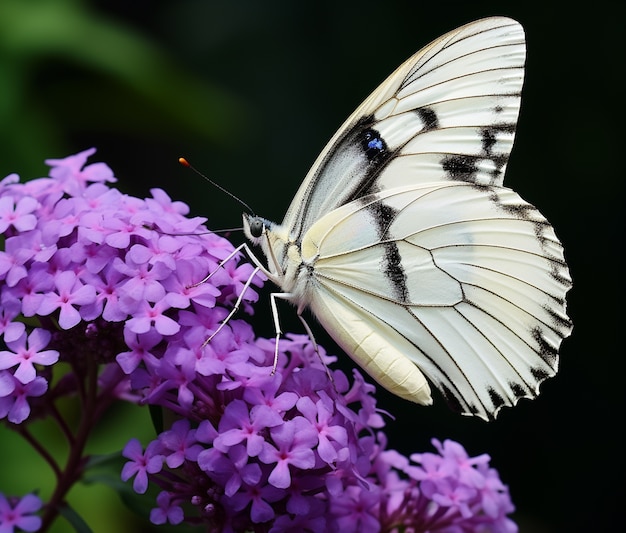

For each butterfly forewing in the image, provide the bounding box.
[282,17,526,241]
[245,17,572,420]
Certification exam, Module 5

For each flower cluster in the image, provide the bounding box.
[0,149,517,532]
[0,147,262,425]
[122,336,518,532]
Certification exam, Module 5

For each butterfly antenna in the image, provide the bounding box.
[212,227,244,235]
[179,157,255,215]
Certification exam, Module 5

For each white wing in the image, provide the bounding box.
[243,17,572,420]
[301,182,571,420]
[282,17,526,242]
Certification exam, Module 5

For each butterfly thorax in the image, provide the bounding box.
[242,213,311,305]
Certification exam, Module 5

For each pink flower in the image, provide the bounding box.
[0,329,59,384]
[0,196,38,233]
[0,493,42,532]
[37,271,97,329]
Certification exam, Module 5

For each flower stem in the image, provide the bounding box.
[39,349,101,531]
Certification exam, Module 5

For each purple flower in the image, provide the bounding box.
[45,147,115,195]
[0,329,59,384]
[158,419,204,468]
[297,395,349,463]
[0,237,33,287]
[121,439,163,494]
[212,399,283,457]
[124,298,182,336]
[0,196,38,234]
[37,271,97,329]
[199,444,262,497]
[391,438,518,532]
[101,216,152,249]
[6,264,53,317]
[0,300,25,343]
[0,493,42,533]
[259,417,318,489]
[79,265,128,322]
[331,485,382,533]
[0,373,47,424]
[226,481,284,524]
[115,329,161,374]
[150,491,184,526]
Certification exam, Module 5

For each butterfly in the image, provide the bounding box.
[239,16,572,421]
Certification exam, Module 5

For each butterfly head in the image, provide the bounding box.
[242,213,266,244]
[243,212,297,284]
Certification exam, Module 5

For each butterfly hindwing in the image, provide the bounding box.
[301,182,570,419]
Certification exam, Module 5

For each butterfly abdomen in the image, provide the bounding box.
[307,284,434,406]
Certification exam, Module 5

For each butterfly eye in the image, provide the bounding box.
[361,128,387,161]
[248,217,265,238]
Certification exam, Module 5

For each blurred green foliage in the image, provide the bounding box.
[0,0,243,179]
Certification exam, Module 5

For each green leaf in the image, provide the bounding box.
[56,503,94,533]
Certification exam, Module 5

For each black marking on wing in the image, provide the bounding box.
[481,123,516,180]
[481,123,516,152]
[487,388,506,411]
[366,201,409,302]
[288,103,443,240]
[440,122,517,184]
[344,116,397,200]
[361,128,388,161]
[532,326,558,367]
[441,155,479,182]
[488,188,534,217]
[530,366,551,381]
[440,383,468,414]
[383,243,408,302]
[532,224,572,295]
[289,115,397,242]
[481,128,497,153]
[510,382,528,399]
[335,108,441,206]
[416,107,439,131]
[347,108,441,199]
[544,304,571,330]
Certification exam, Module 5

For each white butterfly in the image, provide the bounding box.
[239,17,572,420]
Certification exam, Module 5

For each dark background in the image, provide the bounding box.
[0,1,623,531]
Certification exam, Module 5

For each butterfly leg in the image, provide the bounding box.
[297,313,334,385]
[202,265,262,347]
[268,293,334,384]
[189,243,246,288]
[269,292,287,374]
